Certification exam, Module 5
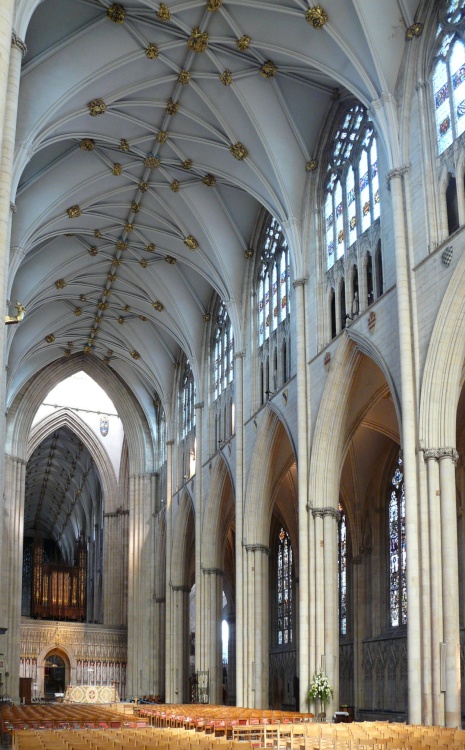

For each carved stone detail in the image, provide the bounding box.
[305,5,328,28]
[230,142,248,160]
[107,4,126,23]
[11,32,27,56]
[220,69,233,85]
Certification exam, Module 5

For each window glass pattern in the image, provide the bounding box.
[433,2,465,154]
[258,217,290,346]
[277,528,293,646]
[213,301,234,401]
[389,454,407,627]
[338,504,347,636]
[325,106,380,269]
[182,360,195,438]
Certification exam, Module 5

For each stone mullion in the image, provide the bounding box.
[438,450,461,727]
[388,166,421,725]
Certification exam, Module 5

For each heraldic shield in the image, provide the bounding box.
[100,415,109,437]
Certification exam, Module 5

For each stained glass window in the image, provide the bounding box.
[213,301,234,401]
[389,454,407,627]
[277,528,293,646]
[325,106,380,269]
[338,504,347,636]
[257,217,290,346]
[433,4,465,154]
[182,360,195,438]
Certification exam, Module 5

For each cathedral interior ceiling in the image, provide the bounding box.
[9,0,418,426]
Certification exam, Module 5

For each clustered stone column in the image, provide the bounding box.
[127,473,155,698]
[170,585,190,702]
[201,567,224,704]
[233,351,245,707]
[388,165,422,725]
[243,544,269,708]
[3,455,26,702]
[103,508,129,627]
[292,278,310,711]
[421,447,461,728]
[165,440,174,702]
[311,507,340,714]
[0,28,27,667]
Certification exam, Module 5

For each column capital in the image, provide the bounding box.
[293,277,308,289]
[171,584,190,592]
[194,401,204,409]
[387,165,409,182]
[244,543,270,556]
[11,31,27,57]
[422,447,459,465]
[311,506,341,521]
[201,566,224,576]
[233,350,245,360]
[166,439,174,446]
[10,203,16,213]
[154,596,166,604]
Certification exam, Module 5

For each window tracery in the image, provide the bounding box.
[212,300,234,445]
[338,504,347,636]
[433,1,465,155]
[277,528,293,646]
[389,454,407,627]
[256,215,291,405]
[180,359,196,482]
[324,105,382,341]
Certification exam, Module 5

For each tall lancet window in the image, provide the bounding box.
[433,1,465,154]
[257,217,290,346]
[338,504,347,636]
[277,528,293,646]
[213,301,234,401]
[212,299,234,445]
[256,214,292,405]
[182,359,195,439]
[325,105,380,270]
[389,454,407,627]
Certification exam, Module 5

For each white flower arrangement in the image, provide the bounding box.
[307,667,334,706]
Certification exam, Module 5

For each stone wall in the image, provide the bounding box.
[19,619,127,700]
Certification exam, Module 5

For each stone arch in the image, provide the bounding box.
[419,248,465,448]
[171,492,194,586]
[27,408,118,512]
[310,331,401,511]
[6,354,153,473]
[37,645,74,699]
[244,404,296,548]
[202,453,234,570]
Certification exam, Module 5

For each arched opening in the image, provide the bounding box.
[337,353,403,720]
[43,651,69,699]
[446,173,459,235]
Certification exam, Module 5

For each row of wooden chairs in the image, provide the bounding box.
[9,723,465,750]
[11,728,254,750]
[1,705,148,745]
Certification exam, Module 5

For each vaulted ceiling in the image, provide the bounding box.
[8,0,420,426]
